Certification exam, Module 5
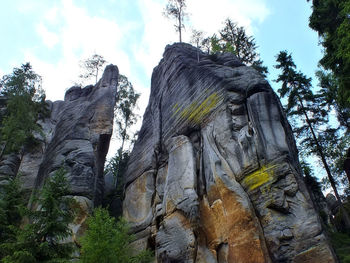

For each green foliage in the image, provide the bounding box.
[1,168,76,263]
[0,176,25,259]
[79,207,153,263]
[210,18,268,76]
[79,54,107,85]
[163,0,187,42]
[319,132,350,190]
[274,51,350,230]
[0,63,48,155]
[302,161,323,195]
[104,74,139,210]
[107,74,139,185]
[330,232,350,263]
[308,0,350,128]
[190,29,205,62]
[115,75,140,151]
[105,150,130,192]
[316,69,350,130]
[274,51,328,154]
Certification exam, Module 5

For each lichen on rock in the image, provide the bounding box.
[123,43,337,263]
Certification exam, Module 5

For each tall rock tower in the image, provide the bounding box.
[0,65,119,244]
[123,43,336,263]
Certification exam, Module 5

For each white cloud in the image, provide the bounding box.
[187,0,270,35]
[15,0,271,158]
[28,0,271,102]
[36,23,59,48]
[133,0,178,78]
[134,0,270,79]
[27,0,132,101]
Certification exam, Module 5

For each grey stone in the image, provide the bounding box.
[123,43,336,262]
[156,212,196,263]
[163,135,198,221]
[32,64,118,205]
[0,65,118,208]
[326,193,339,214]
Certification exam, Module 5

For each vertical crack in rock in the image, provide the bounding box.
[123,43,337,262]
[93,133,112,205]
[26,65,118,209]
[244,96,262,170]
[0,65,119,247]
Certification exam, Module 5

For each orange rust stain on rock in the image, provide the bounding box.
[199,178,267,263]
[166,211,192,229]
[70,198,91,246]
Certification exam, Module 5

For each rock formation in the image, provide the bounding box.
[0,65,118,242]
[123,43,337,263]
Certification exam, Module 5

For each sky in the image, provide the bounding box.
[0,0,323,157]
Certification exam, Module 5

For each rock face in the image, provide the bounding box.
[0,65,118,237]
[123,44,336,263]
[32,64,118,206]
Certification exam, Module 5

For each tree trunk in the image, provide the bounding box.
[196,42,200,62]
[297,95,350,229]
[178,11,182,42]
[0,142,6,160]
[344,148,350,185]
[95,68,99,84]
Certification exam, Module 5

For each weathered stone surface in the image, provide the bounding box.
[0,65,118,210]
[156,211,196,262]
[123,170,155,232]
[123,43,336,262]
[69,195,93,246]
[31,65,118,206]
[163,135,198,219]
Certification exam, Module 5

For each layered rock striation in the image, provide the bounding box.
[0,65,118,241]
[123,44,336,263]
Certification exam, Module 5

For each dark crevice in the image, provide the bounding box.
[93,133,112,206]
[244,97,261,169]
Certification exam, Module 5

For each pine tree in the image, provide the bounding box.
[104,75,139,209]
[163,0,188,42]
[2,168,76,263]
[210,18,268,76]
[79,54,107,85]
[0,177,25,260]
[275,50,350,230]
[190,29,204,62]
[79,207,153,263]
[308,0,350,128]
[0,63,48,157]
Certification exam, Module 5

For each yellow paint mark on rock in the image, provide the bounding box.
[242,165,276,191]
[173,92,221,125]
[172,103,181,115]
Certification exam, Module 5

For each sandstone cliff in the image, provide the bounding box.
[0,65,118,241]
[123,43,336,263]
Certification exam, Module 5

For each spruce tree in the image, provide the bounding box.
[0,177,25,260]
[0,63,48,157]
[2,168,76,263]
[211,18,268,76]
[308,0,350,128]
[275,50,350,230]
[79,207,152,263]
